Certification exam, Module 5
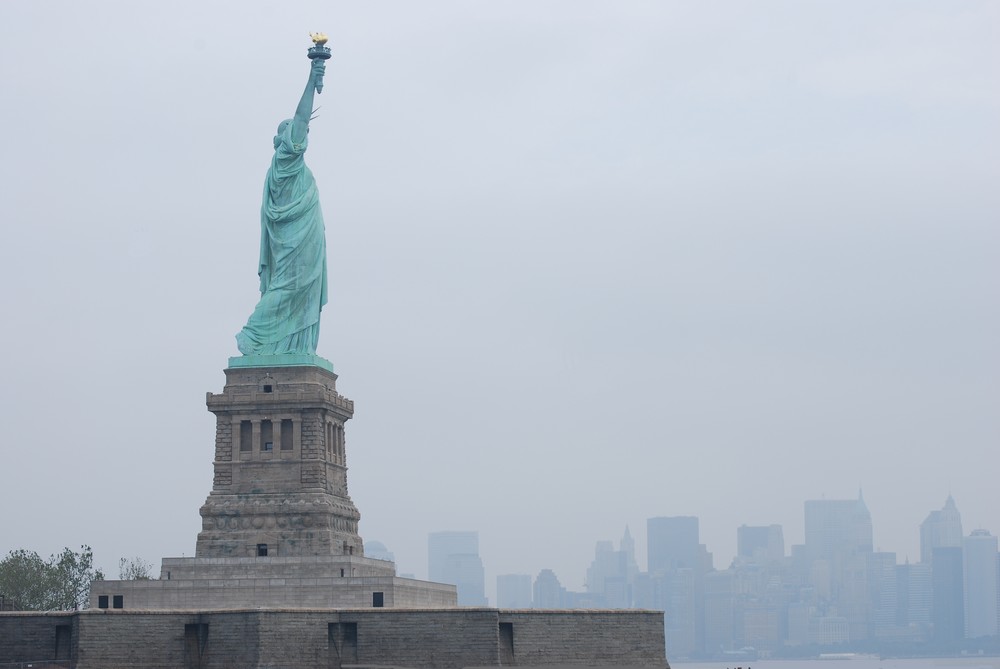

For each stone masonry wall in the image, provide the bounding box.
[0,612,76,665]
[198,364,362,560]
[299,410,325,489]
[2,608,668,669]
[501,610,667,667]
[89,574,457,610]
[74,610,260,669]
[214,415,232,464]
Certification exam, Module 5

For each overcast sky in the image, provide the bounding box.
[1,1,997,601]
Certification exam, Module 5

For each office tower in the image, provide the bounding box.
[496,574,532,608]
[920,495,964,564]
[621,525,639,581]
[741,600,783,652]
[533,569,566,609]
[803,493,873,562]
[586,541,619,606]
[703,570,736,652]
[932,546,964,641]
[786,602,812,645]
[963,529,999,638]
[632,571,664,611]
[803,493,874,642]
[428,531,487,606]
[664,568,698,658]
[647,516,701,574]
[364,540,395,564]
[736,524,785,564]
[585,527,639,608]
[896,561,932,630]
[428,531,478,579]
[647,516,710,654]
[868,552,898,638]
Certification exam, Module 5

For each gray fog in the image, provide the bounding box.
[1,1,997,599]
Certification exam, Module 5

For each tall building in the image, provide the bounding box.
[963,529,999,638]
[920,495,963,564]
[664,568,698,657]
[585,527,639,608]
[365,540,395,564]
[621,525,639,581]
[736,524,785,564]
[647,516,710,656]
[868,552,898,638]
[496,574,532,608]
[932,546,964,641]
[895,561,932,630]
[703,570,736,652]
[802,493,874,642]
[533,569,566,609]
[647,516,701,574]
[803,493,873,562]
[428,531,487,606]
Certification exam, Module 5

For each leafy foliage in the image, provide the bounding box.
[118,556,154,580]
[0,546,104,610]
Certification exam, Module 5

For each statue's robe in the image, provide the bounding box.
[236,124,328,355]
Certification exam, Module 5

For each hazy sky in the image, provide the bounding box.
[1,1,997,601]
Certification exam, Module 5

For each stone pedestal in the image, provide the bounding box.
[62,361,673,663]
[196,363,363,558]
[88,362,458,611]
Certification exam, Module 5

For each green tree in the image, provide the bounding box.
[0,546,104,610]
[118,556,154,580]
[0,549,58,610]
[53,546,104,609]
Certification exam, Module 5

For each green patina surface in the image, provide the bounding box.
[228,354,334,373]
[235,56,330,358]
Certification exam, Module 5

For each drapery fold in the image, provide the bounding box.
[236,124,328,355]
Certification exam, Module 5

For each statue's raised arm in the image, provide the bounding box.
[290,59,325,145]
[236,50,329,358]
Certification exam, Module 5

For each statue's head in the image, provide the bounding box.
[273,119,293,149]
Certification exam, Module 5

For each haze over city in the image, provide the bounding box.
[0,0,997,606]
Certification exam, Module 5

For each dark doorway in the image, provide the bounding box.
[499,622,514,664]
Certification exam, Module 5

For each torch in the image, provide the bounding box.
[308,33,331,94]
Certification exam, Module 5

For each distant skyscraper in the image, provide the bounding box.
[736,524,785,564]
[803,492,873,562]
[647,516,701,574]
[868,552,898,638]
[932,546,964,641]
[895,561,932,629]
[802,493,874,642]
[703,569,736,652]
[428,531,487,606]
[533,569,565,609]
[585,527,639,608]
[647,516,709,653]
[620,525,638,578]
[585,541,619,605]
[664,568,698,657]
[920,495,963,564]
[496,574,532,608]
[364,540,395,564]
[963,529,999,639]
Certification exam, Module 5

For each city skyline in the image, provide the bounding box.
[432,496,997,658]
[1,1,997,614]
[384,492,994,607]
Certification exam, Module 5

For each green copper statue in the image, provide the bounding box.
[236,49,329,356]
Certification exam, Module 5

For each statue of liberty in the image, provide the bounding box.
[236,49,329,356]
